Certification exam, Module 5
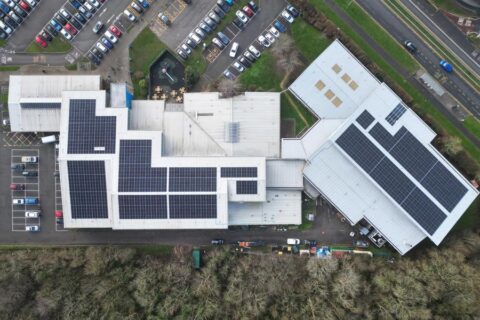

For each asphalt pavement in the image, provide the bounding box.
[356,0,480,118]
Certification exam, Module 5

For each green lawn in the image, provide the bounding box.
[291,18,331,63]
[299,194,315,230]
[464,116,480,140]
[0,39,6,47]
[453,197,480,231]
[428,0,478,17]
[240,51,281,91]
[281,91,317,136]
[0,65,19,71]
[0,93,8,103]
[184,48,207,77]
[312,0,480,164]
[26,37,72,53]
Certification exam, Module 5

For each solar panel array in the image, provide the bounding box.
[385,103,407,125]
[118,140,167,192]
[20,102,61,109]
[369,123,407,151]
[221,167,257,178]
[68,99,116,154]
[336,124,447,235]
[356,110,375,129]
[68,161,108,219]
[169,167,216,192]
[119,195,167,219]
[236,181,258,194]
[169,195,217,219]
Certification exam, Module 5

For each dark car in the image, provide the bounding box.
[239,56,251,68]
[11,163,25,171]
[54,14,68,26]
[199,22,212,33]
[101,37,113,49]
[74,12,86,24]
[4,16,18,28]
[403,40,417,53]
[40,30,52,41]
[217,31,229,45]
[216,0,229,12]
[274,19,286,33]
[233,17,244,29]
[45,24,58,36]
[22,171,37,177]
[213,6,225,18]
[13,5,27,18]
[70,18,82,29]
[9,184,25,190]
[248,1,258,12]
[243,51,255,62]
[211,239,224,245]
[87,52,100,65]
[186,38,196,48]
[286,4,299,17]
[9,12,23,24]
[91,47,103,59]
[69,0,82,9]
[204,16,216,28]
[303,239,317,247]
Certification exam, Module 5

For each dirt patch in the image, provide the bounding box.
[281,119,296,138]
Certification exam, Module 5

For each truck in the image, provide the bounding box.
[192,248,202,270]
[41,135,57,144]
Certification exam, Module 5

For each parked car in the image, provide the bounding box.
[440,60,453,73]
[137,0,149,8]
[84,2,96,13]
[248,44,261,58]
[101,36,113,49]
[11,163,25,171]
[282,10,294,23]
[46,24,58,36]
[286,4,299,17]
[264,32,275,44]
[217,31,229,45]
[181,43,191,55]
[25,0,36,7]
[109,25,122,37]
[8,11,22,24]
[55,210,63,218]
[177,48,187,59]
[18,1,30,12]
[213,6,225,18]
[248,1,258,12]
[9,184,25,190]
[87,52,100,65]
[123,9,135,21]
[92,21,103,33]
[60,28,72,40]
[54,13,68,26]
[25,225,39,232]
[188,32,201,45]
[229,42,238,58]
[35,35,47,47]
[199,22,212,34]
[208,11,221,23]
[69,0,82,9]
[211,239,224,245]
[233,17,244,29]
[212,37,224,49]
[2,0,15,8]
[403,40,417,53]
[216,0,229,12]
[74,12,86,24]
[287,238,300,245]
[242,5,254,17]
[104,30,117,43]
[25,197,38,205]
[60,8,72,20]
[239,56,251,68]
[232,61,245,72]
[0,20,12,34]
[4,16,18,29]
[130,1,143,14]
[12,198,24,205]
[235,10,248,23]
[243,51,255,62]
[22,170,37,176]
[223,70,235,79]
[91,47,103,59]
[269,26,280,38]
[78,6,92,19]
[257,35,270,47]
[204,16,216,28]
[355,240,369,248]
[186,38,196,48]
[13,5,27,18]
[274,19,286,33]
[64,22,77,35]
[69,18,82,30]
[158,12,170,25]
[40,31,52,41]
[194,27,206,39]
[25,211,40,218]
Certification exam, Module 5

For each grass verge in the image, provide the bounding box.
[0,65,19,71]
[184,48,207,77]
[26,37,72,53]
[0,93,7,103]
[281,91,317,136]
[290,18,331,63]
[427,0,478,17]
[312,0,480,163]
[464,116,480,140]
[299,194,315,230]
[239,51,281,91]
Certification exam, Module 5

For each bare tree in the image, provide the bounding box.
[270,34,304,89]
[217,77,242,98]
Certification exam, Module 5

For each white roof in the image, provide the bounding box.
[8,75,101,132]
[266,159,304,189]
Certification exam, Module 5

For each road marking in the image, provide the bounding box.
[99,7,108,17]
[107,14,115,24]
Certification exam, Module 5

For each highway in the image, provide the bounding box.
[356,0,480,118]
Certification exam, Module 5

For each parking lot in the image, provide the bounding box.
[54,144,66,231]
[10,149,40,232]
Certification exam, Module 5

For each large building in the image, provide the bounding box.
[284,40,478,254]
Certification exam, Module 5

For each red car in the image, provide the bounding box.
[55,210,63,218]
[35,36,47,48]
[9,184,25,190]
[109,25,122,37]
[64,23,77,35]
[243,6,254,17]
[19,0,31,11]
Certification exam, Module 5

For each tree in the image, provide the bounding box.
[184,66,199,88]
[217,78,242,98]
[440,135,463,156]
[270,35,303,88]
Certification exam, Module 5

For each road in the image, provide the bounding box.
[356,0,480,118]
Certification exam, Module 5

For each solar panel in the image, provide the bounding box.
[236,181,258,194]
[336,125,384,173]
[118,195,167,219]
[118,140,167,192]
[356,110,375,129]
[369,123,407,151]
[400,188,447,235]
[169,167,216,192]
[420,162,467,212]
[221,167,257,178]
[68,161,108,219]
[67,99,116,154]
[385,103,407,125]
[20,102,61,109]
[169,195,217,219]
[390,131,437,181]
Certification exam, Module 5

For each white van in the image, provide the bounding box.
[41,135,57,144]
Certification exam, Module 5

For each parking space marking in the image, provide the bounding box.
[11,149,40,232]
[150,0,187,39]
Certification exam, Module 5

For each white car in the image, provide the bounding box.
[257,35,270,48]
[235,10,248,24]
[60,28,72,40]
[181,43,191,55]
[232,61,245,72]
[26,225,39,232]
[269,26,280,38]
[21,156,37,163]
[0,21,12,34]
[229,42,239,58]
[25,0,37,7]
[96,42,108,53]
[60,9,71,20]
[124,9,136,21]
[3,0,15,8]
[88,0,101,8]
[84,2,95,12]
[25,211,40,218]
[265,32,275,44]
[282,10,294,23]
[212,37,224,49]
[12,199,24,205]
[189,32,202,45]
[249,45,261,58]
[194,27,206,39]
[104,31,118,43]
[287,238,300,245]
